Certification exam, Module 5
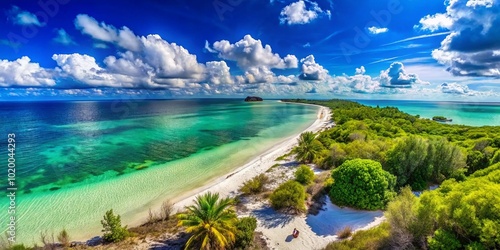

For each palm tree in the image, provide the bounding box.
[177,192,238,250]
[295,131,323,163]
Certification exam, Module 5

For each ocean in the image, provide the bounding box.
[0,99,318,243]
[355,99,500,127]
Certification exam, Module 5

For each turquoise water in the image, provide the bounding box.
[0,100,318,243]
[355,100,500,127]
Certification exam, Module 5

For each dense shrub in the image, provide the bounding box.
[467,150,490,174]
[384,136,466,190]
[385,186,433,249]
[294,165,315,185]
[270,180,306,212]
[427,229,462,250]
[385,163,500,249]
[329,159,396,210]
[101,209,129,243]
[234,217,258,249]
[240,174,269,195]
[284,99,500,177]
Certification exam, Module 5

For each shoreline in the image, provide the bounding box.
[167,103,331,212]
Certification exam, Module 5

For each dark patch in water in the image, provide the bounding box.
[49,187,61,191]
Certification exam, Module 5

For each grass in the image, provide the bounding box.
[324,222,390,250]
[240,174,270,195]
[337,226,352,239]
[266,163,280,173]
[275,152,292,161]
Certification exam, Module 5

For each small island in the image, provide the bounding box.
[244,96,263,102]
[432,116,453,122]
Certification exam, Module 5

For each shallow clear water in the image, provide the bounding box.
[0,99,318,243]
[355,100,500,127]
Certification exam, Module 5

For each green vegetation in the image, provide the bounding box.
[270,180,306,212]
[384,163,500,249]
[57,228,70,248]
[240,174,269,195]
[281,99,500,249]
[234,217,258,250]
[324,222,391,250]
[275,151,292,161]
[294,165,315,185]
[385,136,466,190]
[285,99,500,190]
[385,186,432,249]
[177,192,238,250]
[4,245,30,250]
[294,131,324,164]
[101,209,129,243]
[329,159,396,210]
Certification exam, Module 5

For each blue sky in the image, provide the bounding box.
[0,0,499,100]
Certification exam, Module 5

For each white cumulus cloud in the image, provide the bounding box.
[210,34,298,70]
[279,0,330,25]
[52,53,137,88]
[72,15,206,87]
[379,62,429,88]
[299,55,329,81]
[418,0,500,77]
[440,82,472,94]
[206,61,234,85]
[417,13,453,32]
[0,57,55,87]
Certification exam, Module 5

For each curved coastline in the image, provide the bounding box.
[153,103,330,217]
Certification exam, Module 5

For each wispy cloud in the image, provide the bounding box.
[368,26,388,35]
[382,31,451,46]
[368,56,399,65]
[315,30,343,45]
[8,6,45,27]
[53,29,77,46]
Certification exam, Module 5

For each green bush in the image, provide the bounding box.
[329,159,396,210]
[294,165,315,185]
[234,217,257,249]
[325,222,390,250]
[270,180,306,212]
[240,174,269,195]
[385,136,466,189]
[428,229,462,250]
[101,209,129,243]
[465,242,488,250]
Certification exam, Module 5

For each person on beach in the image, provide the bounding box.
[293,228,299,238]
